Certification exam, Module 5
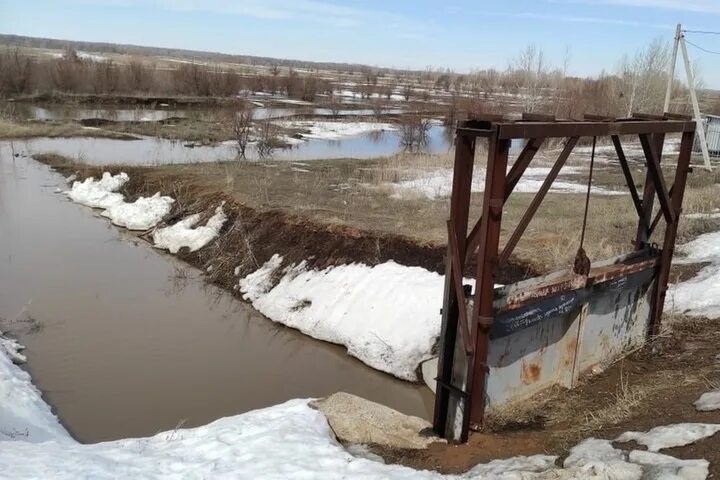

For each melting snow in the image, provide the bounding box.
[616,423,720,451]
[101,192,175,231]
[695,390,720,412]
[238,255,449,381]
[667,229,720,318]
[153,204,227,253]
[392,167,624,199]
[65,172,128,209]
[274,120,396,140]
[0,334,715,479]
[629,450,709,480]
[563,438,643,479]
[0,334,71,444]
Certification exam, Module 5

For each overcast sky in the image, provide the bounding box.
[2,0,720,87]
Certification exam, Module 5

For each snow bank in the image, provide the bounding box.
[616,423,720,451]
[629,450,709,480]
[392,167,624,199]
[153,204,227,254]
[563,438,643,479]
[695,390,720,412]
[238,255,447,381]
[675,230,720,265]
[65,172,128,209]
[0,334,70,444]
[275,120,396,140]
[666,264,720,318]
[101,192,174,231]
[666,229,720,318]
[0,338,713,479]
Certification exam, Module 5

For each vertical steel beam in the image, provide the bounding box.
[433,132,476,438]
[648,130,693,335]
[465,138,545,265]
[634,133,666,248]
[466,130,510,431]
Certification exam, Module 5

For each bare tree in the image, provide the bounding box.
[398,114,431,151]
[91,60,118,94]
[403,84,412,101]
[370,98,385,118]
[511,44,549,113]
[0,48,33,96]
[227,101,254,159]
[328,93,342,117]
[617,39,671,116]
[256,121,279,158]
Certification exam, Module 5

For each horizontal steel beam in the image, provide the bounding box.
[496,120,695,139]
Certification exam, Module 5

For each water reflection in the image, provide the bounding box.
[0,125,453,165]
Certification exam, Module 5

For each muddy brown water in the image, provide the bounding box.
[0,155,433,443]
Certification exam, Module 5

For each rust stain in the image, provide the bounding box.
[521,360,542,385]
[563,337,578,367]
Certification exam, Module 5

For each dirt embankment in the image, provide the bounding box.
[34,153,535,296]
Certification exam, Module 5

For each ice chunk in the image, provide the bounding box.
[153,205,226,253]
[616,423,720,452]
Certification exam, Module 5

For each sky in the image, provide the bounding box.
[2,0,720,86]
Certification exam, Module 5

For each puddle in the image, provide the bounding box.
[0,155,433,443]
[0,124,453,165]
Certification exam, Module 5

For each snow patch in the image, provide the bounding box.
[629,450,709,480]
[65,172,128,209]
[616,423,720,451]
[695,390,720,412]
[563,438,642,479]
[275,120,396,140]
[101,192,174,231]
[465,454,558,477]
[153,204,227,253]
[238,256,448,381]
[392,167,624,199]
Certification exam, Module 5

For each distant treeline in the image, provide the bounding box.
[0,34,413,76]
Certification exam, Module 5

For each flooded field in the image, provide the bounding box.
[0,155,433,443]
[9,103,406,122]
[0,124,453,165]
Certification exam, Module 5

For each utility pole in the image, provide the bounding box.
[663,24,681,113]
[664,23,712,169]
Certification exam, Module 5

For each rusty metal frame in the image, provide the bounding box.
[433,115,696,442]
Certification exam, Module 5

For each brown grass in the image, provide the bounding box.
[39,144,720,276]
[0,119,139,140]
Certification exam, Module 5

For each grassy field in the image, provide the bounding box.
[45,143,719,275]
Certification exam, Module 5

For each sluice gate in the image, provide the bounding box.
[433,113,696,442]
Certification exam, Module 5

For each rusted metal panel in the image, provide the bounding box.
[485,305,580,408]
[483,266,656,410]
[575,269,656,374]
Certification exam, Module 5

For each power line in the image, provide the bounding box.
[685,38,720,55]
[683,29,720,35]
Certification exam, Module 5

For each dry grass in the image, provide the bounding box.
[34,139,720,277]
[0,119,138,140]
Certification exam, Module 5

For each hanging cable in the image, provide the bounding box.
[685,38,720,55]
[574,136,595,276]
[683,29,720,35]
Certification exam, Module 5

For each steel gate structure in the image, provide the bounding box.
[433,113,696,442]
